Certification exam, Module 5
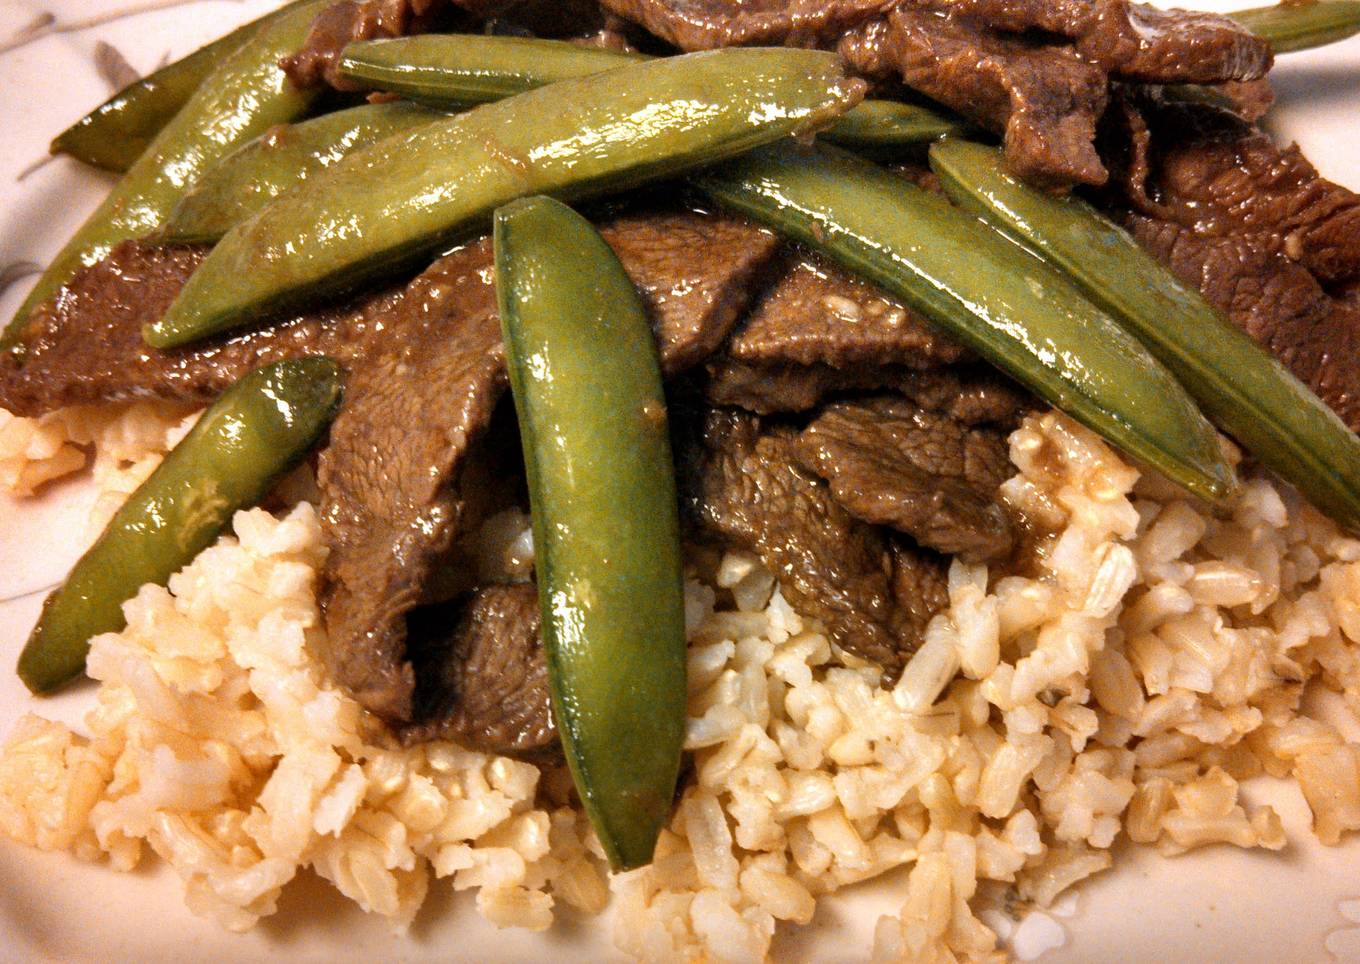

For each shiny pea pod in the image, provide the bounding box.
[930,138,1360,531]
[1230,1,1360,53]
[147,47,863,348]
[821,98,966,149]
[495,196,685,872]
[50,1,312,173]
[5,0,331,346]
[160,102,443,243]
[338,34,647,103]
[694,144,1235,503]
[337,34,959,150]
[16,357,343,695]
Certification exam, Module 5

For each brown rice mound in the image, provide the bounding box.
[3,402,1360,961]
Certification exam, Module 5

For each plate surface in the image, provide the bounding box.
[1,2,1359,961]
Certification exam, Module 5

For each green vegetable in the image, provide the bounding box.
[4,0,331,347]
[16,357,343,695]
[930,138,1360,531]
[160,102,442,243]
[820,98,965,149]
[49,1,312,173]
[495,196,685,871]
[338,34,647,103]
[146,47,863,349]
[695,144,1235,503]
[338,34,959,150]
[1231,1,1360,53]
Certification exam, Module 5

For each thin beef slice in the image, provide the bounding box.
[794,395,1015,562]
[0,241,396,418]
[404,583,556,757]
[682,407,948,675]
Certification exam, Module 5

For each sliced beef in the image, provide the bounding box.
[840,11,1110,190]
[0,241,395,418]
[600,210,781,374]
[926,0,1270,83]
[1108,95,1360,432]
[596,0,891,48]
[1111,4,1270,83]
[318,209,779,724]
[1118,98,1360,285]
[705,358,1032,425]
[794,396,1015,562]
[726,252,968,369]
[317,239,506,722]
[681,407,948,674]
[891,538,950,642]
[403,583,556,757]
[1127,216,1360,433]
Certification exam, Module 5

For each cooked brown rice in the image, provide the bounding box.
[3,401,1360,961]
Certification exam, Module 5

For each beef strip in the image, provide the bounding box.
[794,396,1015,562]
[681,407,948,674]
[601,210,781,374]
[319,209,779,724]
[0,241,396,418]
[924,0,1270,83]
[317,239,506,722]
[403,583,556,757]
[1119,98,1360,286]
[891,538,950,640]
[705,358,1032,426]
[596,0,891,48]
[1108,95,1360,432]
[840,11,1110,190]
[1127,216,1360,433]
[726,252,969,369]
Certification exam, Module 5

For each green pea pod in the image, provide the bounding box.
[1230,1,1360,53]
[930,138,1360,531]
[147,47,863,348]
[338,34,647,103]
[820,98,966,149]
[337,34,959,150]
[5,0,332,347]
[50,1,312,173]
[694,144,1235,503]
[160,102,444,243]
[16,357,343,695]
[495,196,685,872]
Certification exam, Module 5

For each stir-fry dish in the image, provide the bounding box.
[2,0,1360,957]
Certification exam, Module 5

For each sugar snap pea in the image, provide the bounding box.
[1230,1,1360,53]
[146,47,863,348]
[4,0,331,347]
[820,98,966,149]
[16,357,343,695]
[159,102,443,243]
[930,138,1360,531]
[495,196,685,872]
[338,34,647,103]
[337,34,961,149]
[694,144,1235,503]
[50,1,312,173]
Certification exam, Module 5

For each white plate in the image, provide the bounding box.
[1,2,1359,960]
